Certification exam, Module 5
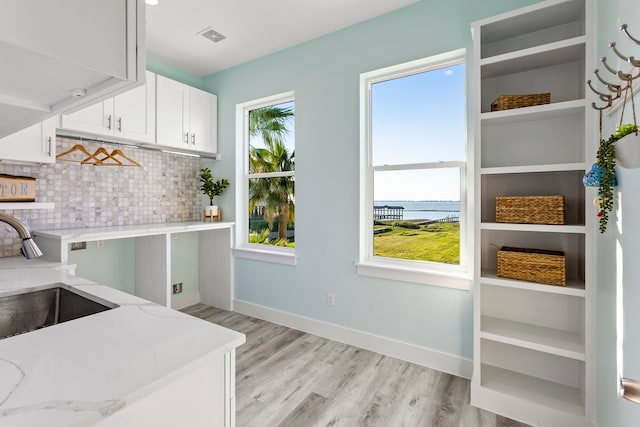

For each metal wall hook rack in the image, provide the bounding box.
[588,24,640,111]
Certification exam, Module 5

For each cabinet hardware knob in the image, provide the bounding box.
[47,137,52,157]
[117,117,122,132]
[192,133,196,144]
[107,115,112,130]
[184,132,189,144]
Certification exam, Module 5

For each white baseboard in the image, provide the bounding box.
[233,299,473,379]
[171,292,201,310]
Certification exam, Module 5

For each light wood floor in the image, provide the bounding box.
[182,304,529,427]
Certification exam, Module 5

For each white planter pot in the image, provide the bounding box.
[205,205,219,216]
[616,132,640,169]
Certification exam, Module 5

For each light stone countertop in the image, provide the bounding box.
[0,267,245,426]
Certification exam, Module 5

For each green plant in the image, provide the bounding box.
[597,123,638,233]
[199,168,229,206]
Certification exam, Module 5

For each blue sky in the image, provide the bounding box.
[371,63,466,201]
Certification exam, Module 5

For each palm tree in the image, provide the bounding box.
[248,106,295,242]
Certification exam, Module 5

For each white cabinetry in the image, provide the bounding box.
[156,75,217,153]
[0,0,144,138]
[61,70,156,143]
[0,116,57,164]
[470,1,593,426]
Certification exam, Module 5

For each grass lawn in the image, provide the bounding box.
[374,221,459,264]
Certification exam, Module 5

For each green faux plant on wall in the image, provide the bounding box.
[596,123,638,233]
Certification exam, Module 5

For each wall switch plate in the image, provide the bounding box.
[172,282,183,294]
[327,292,335,306]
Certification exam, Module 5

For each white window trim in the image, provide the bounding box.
[357,49,472,289]
[235,91,296,266]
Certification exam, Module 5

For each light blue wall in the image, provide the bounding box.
[203,0,539,360]
[594,0,640,425]
[69,239,136,294]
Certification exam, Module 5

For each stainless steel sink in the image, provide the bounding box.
[0,284,118,340]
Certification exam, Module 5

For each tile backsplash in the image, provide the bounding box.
[0,137,203,257]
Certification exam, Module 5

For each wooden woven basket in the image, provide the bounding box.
[491,93,551,111]
[497,246,566,286]
[496,195,565,225]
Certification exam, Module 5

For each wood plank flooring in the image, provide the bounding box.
[182,304,530,427]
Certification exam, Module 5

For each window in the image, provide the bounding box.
[235,92,296,265]
[358,49,470,288]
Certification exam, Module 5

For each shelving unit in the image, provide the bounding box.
[471,1,593,426]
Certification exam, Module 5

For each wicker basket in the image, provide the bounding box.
[496,195,565,225]
[490,93,551,111]
[497,246,566,286]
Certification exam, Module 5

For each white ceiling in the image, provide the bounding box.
[145,0,418,77]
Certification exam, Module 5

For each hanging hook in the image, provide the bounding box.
[594,69,622,96]
[592,99,613,111]
[621,24,640,45]
[601,56,619,75]
[587,80,615,103]
[629,56,640,68]
[611,41,630,62]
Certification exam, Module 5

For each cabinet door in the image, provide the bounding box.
[0,116,57,164]
[156,75,188,149]
[188,88,217,153]
[114,70,156,143]
[61,99,114,136]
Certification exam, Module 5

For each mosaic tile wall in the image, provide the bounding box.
[0,137,203,257]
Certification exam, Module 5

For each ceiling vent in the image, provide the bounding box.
[198,27,226,43]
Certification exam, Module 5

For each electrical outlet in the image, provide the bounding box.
[70,242,87,251]
[172,283,183,294]
[327,292,335,306]
[96,240,105,248]
[171,233,178,240]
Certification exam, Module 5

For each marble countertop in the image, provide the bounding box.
[33,221,235,243]
[0,267,245,426]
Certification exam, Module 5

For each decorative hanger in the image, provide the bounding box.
[56,143,141,167]
[56,144,103,163]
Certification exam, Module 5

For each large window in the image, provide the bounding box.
[236,92,295,264]
[359,50,470,287]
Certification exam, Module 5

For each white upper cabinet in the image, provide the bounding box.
[0,0,144,138]
[0,116,57,164]
[61,71,156,144]
[156,75,217,154]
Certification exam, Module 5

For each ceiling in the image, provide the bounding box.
[145,0,418,77]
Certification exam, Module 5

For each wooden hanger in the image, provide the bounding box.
[82,147,123,166]
[111,149,141,167]
[56,144,102,163]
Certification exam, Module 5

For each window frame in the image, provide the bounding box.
[357,49,472,289]
[234,91,296,265]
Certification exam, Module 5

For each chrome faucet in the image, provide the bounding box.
[0,213,43,259]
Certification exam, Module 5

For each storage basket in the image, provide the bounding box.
[490,93,551,111]
[497,246,566,286]
[496,195,565,225]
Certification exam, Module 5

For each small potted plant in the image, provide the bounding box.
[595,123,638,232]
[200,167,229,218]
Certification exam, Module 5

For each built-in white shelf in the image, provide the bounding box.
[480,222,586,234]
[481,364,585,417]
[0,202,54,210]
[481,163,586,175]
[481,36,586,79]
[481,316,585,361]
[480,99,586,125]
[480,271,586,297]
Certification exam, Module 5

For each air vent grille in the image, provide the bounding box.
[199,28,226,43]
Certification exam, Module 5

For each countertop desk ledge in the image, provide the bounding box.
[33,221,235,243]
[0,267,245,427]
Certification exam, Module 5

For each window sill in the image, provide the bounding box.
[356,261,471,290]
[233,247,296,266]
